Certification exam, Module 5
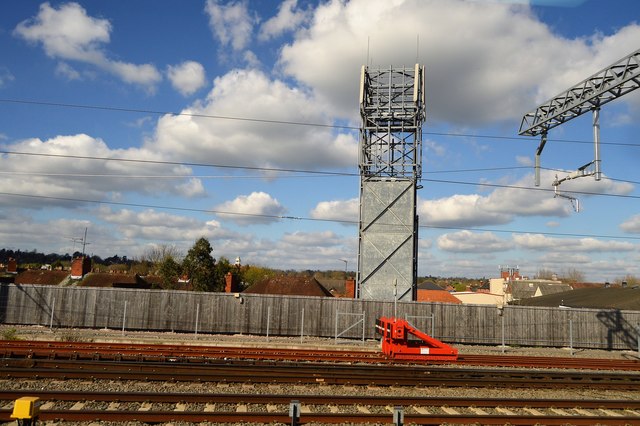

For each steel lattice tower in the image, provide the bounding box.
[357,64,425,301]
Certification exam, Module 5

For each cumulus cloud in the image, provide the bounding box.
[258,0,309,41]
[437,230,512,253]
[97,206,234,241]
[279,0,640,123]
[310,198,358,223]
[167,61,207,96]
[0,67,15,88]
[0,134,204,209]
[14,2,161,89]
[513,233,636,252]
[205,0,255,52]
[419,194,512,228]
[620,214,640,233]
[214,191,287,225]
[147,68,357,170]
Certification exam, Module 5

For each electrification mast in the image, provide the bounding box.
[357,64,425,301]
[519,48,640,210]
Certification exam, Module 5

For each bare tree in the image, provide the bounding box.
[535,268,555,280]
[560,268,585,284]
[141,244,183,270]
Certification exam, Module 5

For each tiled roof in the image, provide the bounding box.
[244,275,333,297]
[416,289,462,304]
[417,280,443,290]
[79,273,151,289]
[14,270,69,286]
[511,287,640,310]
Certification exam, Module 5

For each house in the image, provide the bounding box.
[14,270,70,286]
[79,272,152,289]
[511,287,640,310]
[510,280,573,300]
[453,291,505,305]
[416,281,461,304]
[243,275,334,297]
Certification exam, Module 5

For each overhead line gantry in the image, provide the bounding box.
[519,48,640,210]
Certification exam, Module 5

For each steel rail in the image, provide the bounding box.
[2,359,639,389]
[1,389,640,410]
[3,339,639,371]
[0,408,638,425]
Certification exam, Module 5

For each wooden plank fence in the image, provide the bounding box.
[1,284,639,350]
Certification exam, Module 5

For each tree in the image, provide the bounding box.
[560,268,585,284]
[182,238,218,292]
[158,256,182,289]
[141,244,182,272]
[535,268,556,280]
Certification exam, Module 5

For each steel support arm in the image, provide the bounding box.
[519,48,640,136]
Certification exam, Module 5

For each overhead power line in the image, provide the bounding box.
[2,191,639,241]
[1,149,636,200]
[1,97,639,147]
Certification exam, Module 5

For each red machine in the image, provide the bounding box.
[375,316,458,361]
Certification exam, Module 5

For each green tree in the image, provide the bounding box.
[159,256,182,289]
[182,237,217,292]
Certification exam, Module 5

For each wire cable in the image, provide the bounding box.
[2,97,640,147]
[1,191,639,241]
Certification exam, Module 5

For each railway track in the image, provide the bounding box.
[1,390,639,424]
[2,358,639,390]
[3,339,640,371]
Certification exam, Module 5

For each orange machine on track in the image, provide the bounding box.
[375,316,458,361]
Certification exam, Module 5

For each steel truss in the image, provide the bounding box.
[357,65,425,301]
[519,48,640,200]
[519,48,640,137]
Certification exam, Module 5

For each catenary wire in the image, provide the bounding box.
[2,97,640,147]
[1,191,639,241]
[1,150,638,200]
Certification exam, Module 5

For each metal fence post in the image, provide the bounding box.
[49,297,55,330]
[300,308,304,343]
[501,314,505,353]
[194,303,200,336]
[569,319,574,356]
[266,306,271,342]
[334,308,338,343]
[121,300,127,336]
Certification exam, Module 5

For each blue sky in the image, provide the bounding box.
[1,0,640,282]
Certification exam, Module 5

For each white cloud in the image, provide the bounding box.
[55,62,81,80]
[0,134,204,209]
[14,2,161,89]
[0,67,15,88]
[516,155,533,166]
[148,68,357,170]
[279,0,640,124]
[97,206,235,242]
[437,230,512,253]
[419,194,512,228]
[205,0,255,52]
[258,0,309,41]
[620,214,640,233]
[167,61,207,96]
[214,191,286,225]
[310,198,358,223]
[513,233,636,252]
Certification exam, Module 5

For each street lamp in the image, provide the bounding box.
[339,259,348,278]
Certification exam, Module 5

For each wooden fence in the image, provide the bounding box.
[1,284,639,350]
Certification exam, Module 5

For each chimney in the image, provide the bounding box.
[7,258,18,274]
[345,277,356,298]
[225,272,239,293]
[71,256,91,279]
